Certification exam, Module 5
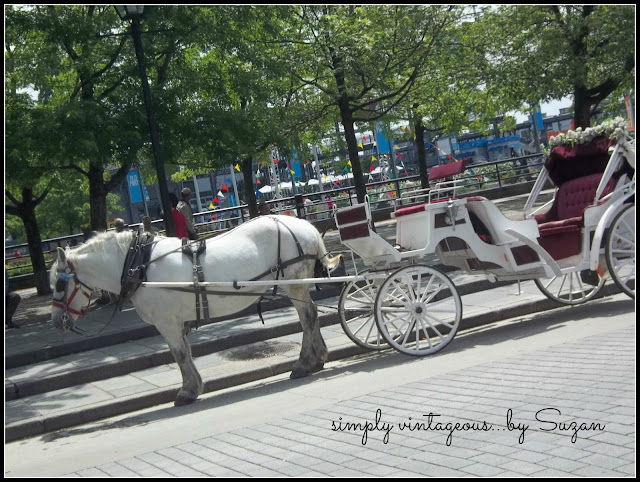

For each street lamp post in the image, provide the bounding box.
[115,5,175,236]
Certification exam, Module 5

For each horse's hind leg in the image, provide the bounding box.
[284,284,328,379]
[156,323,204,406]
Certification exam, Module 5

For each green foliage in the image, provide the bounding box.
[5,5,634,239]
[485,5,635,125]
[5,216,27,244]
[35,174,124,238]
[498,116,517,134]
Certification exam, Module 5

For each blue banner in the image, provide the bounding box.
[375,123,391,153]
[291,162,302,178]
[531,110,544,130]
[127,171,143,203]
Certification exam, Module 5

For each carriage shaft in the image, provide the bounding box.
[141,274,387,289]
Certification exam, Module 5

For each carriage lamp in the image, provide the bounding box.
[114,5,176,236]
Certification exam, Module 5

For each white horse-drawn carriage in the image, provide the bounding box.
[336,131,635,355]
[50,125,634,405]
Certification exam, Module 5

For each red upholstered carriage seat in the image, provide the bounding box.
[535,173,616,260]
[534,137,617,260]
[393,161,469,219]
[394,198,458,218]
[428,159,468,182]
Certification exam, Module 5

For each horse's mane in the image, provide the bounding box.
[68,230,135,261]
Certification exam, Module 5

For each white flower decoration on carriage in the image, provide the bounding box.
[547,117,630,150]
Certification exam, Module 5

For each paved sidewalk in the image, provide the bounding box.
[4,272,626,443]
[3,190,624,445]
[5,292,635,477]
[70,322,635,477]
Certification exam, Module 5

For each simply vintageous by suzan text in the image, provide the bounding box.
[331,408,605,446]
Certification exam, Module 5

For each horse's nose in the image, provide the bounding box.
[51,308,73,332]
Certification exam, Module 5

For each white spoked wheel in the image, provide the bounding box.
[339,271,388,350]
[605,204,635,299]
[534,270,605,305]
[374,265,462,356]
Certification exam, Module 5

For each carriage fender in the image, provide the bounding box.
[589,195,632,271]
[503,228,562,277]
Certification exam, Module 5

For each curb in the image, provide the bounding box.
[6,278,514,401]
[5,286,344,370]
[6,283,625,443]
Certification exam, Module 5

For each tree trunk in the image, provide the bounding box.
[88,162,108,231]
[573,85,592,129]
[413,117,428,190]
[241,157,259,219]
[8,187,52,296]
[338,96,367,203]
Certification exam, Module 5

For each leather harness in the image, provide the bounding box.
[118,217,318,331]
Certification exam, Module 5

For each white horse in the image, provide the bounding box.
[50,215,341,406]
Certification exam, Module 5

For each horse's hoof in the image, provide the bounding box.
[174,394,197,406]
[290,366,309,379]
[312,362,325,373]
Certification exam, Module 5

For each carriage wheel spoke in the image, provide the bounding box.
[375,265,461,357]
[380,307,411,313]
[400,319,416,347]
[419,275,437,303]
[424,311,455,330]
[392,279,413,303]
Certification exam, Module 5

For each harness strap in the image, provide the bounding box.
[182,239,210,330]
[119,232,157,310]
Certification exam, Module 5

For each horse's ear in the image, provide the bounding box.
[57,247,67,264]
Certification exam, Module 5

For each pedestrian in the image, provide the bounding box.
[114,218,129,232]
[12,249,21,258]
[142,216,160,234]
[176,187,198,240]
[259,200,271,216]
[170,193,189,239]
[6,270,21,329]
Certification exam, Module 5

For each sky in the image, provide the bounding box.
[512,96,573,123]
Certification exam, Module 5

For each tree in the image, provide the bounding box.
[5,91,55,295]
[486,5,635,128]
[35,176,123,239]
[5,6,147,231]
[276,5,460,203]
[167,6,325,218]
[5,8,62,294]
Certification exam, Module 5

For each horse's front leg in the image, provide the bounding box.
[285,284,328,379]
[156,322,204,406]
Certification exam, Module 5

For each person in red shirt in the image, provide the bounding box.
[169,193,189,239]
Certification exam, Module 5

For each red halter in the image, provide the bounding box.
[51,261,93,319]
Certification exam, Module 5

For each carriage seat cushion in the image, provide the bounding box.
[393,198,459,218]
[535,173,615,226]
[535,172,615,261]
[536,218,583,235]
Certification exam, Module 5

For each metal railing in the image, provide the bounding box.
[6,154,544,280]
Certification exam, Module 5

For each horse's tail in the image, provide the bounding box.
[314,228,342,271]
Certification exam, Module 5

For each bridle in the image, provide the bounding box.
[51,260,94,332]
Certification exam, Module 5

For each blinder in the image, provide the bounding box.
[51,262,93,331]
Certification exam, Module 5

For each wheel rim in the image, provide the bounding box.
[534,271,605,305]
[339,275,388,350]
[606,205,635,299]
[375,265,462,356]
